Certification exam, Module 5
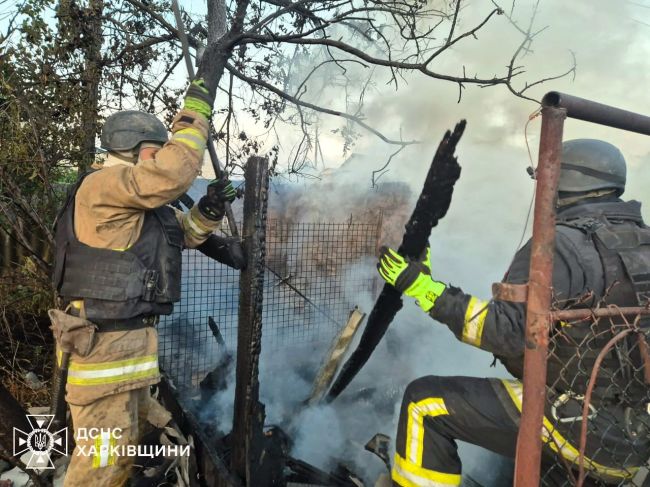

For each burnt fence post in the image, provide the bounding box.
[230,156,269,485]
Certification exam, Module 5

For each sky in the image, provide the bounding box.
[253,0,650,294]
[297,0,650,191]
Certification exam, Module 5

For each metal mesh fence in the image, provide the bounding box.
[538,304,650,487]
[158,218,381,391]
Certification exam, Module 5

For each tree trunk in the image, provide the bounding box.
[197,0,249,98]
[207,0,228,44]
[196,45,228,99]
[78,0,104,172]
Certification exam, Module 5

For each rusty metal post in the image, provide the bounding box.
[231,156,269,484]
[513,93,650,485]
[514,106,566,486]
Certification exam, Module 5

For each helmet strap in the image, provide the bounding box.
[557,189,617,208]
[105,151,137,167]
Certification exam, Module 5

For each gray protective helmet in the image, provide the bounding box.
[558,139,626,195]
[100,110,168,151]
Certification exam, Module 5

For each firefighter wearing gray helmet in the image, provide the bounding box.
[53,80,239,487]
[378,140,650,486]
[100,110,169,151]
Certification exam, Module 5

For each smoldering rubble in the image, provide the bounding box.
[176,158,519,486]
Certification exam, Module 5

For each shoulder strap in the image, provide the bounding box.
[53,170,97,231]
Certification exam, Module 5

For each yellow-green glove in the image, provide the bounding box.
[184,79,213,118]
[377,246,446,312]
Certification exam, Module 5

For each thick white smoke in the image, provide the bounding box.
[186,0,650,484]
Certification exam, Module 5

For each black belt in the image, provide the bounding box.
[68,309,158,331]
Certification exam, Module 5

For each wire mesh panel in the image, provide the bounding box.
[534,306,650,487]
[159,218,381,391]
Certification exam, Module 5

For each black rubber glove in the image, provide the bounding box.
[196,235,246,270]
[197,176,237,221]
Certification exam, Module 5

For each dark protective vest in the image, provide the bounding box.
[52,171,183,321]
[503,200,650,407]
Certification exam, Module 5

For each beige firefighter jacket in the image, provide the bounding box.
[58,108,219,405]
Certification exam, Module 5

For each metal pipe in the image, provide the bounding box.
[576,328,635,487]
[542,92,650,136]
[552,307,650,322]
[514,106,566,487]
[171,0,195,83]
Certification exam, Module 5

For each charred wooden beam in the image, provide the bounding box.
[308,307,366,405]
[230,156,269,485]
[326,121,466,401]
[158,378,241,487]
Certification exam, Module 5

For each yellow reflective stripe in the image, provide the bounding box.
[109,435,117,466]
[501,380,637,479]
[462,297,488,347]
[183,208,213,239]
[173,135,203,150]
[67,355,159,386]
[392,453,461,486]
[69,354,157,371]
[176,127,206,139]
[68,367,159,386]
[92,434,102,468]
[172,127,206,151]
[91,431,116,468]
[391,469,420,487]
[406,397,449,465]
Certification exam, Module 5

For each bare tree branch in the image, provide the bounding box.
[122,0,199,48]
[372,143,407,188]
[236,34,524,86]
[103,32,177,67]
[423,6,503,66]
[226,62,418,146]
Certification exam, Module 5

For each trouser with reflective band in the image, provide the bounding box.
[392,376,641,487]
[501,380,646,485]
[65,387,151,487]
[392,376,517,487]
[61,327,160,406]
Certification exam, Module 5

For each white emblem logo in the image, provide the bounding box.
[13,415,68,469]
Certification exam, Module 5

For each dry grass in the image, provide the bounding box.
[0,266,54,409]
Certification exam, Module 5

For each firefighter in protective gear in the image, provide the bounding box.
[379,139,650,486]
[51,79,237,487]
